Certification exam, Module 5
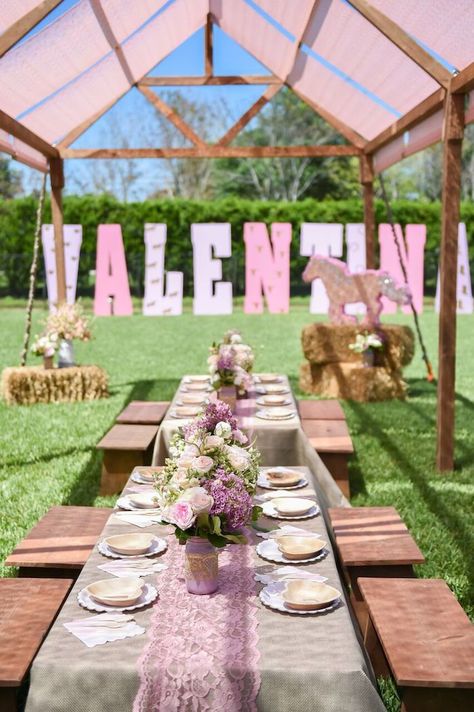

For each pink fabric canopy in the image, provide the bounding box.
[0,0,473,171]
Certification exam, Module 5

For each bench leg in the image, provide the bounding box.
[0,687,18,712]
[100,450,145,495]
[401,687,473,712]
[319,453,350,498]
[348,565,415,632]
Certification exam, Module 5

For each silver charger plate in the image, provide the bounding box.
[259,582,341,616]
[261,501,320,520]
[116,496,160,513]
[256,409,296,421]
[98,537,167,560]
[257,472,308,490]
[256,539,328,565]
[77,583,158,613]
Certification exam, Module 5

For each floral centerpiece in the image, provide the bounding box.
[154,400,261,594]
[31,332,58,369]
[349,331,383,367]
[208,330,254,407]
[45,302,91,367]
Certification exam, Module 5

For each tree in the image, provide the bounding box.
[213,88,359,201]
[0,157,22,199]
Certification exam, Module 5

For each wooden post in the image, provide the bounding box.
[49,157,66,304]
[436,92,464,471]
[205,13,213,77]
[360,154,375,269]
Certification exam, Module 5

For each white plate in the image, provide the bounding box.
[256,539,328,564]
[262,501,320,520]
[256,409,296,421]
[180,384,212,393]
[116,496,161,513]
[258,470,308,490]
[259,582,341,616]
[175,399,208,407]
[98,537,167,560]
[131,472,156,485]
[78,582,158,613]
[183,376,211,384]
[256,374,283,384]
[256,397,292,407]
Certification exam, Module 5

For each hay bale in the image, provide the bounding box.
[299,361,407,402]
[301,323,415,369]
[1,365,109,406]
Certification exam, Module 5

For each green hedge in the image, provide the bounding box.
[1,194,473,296]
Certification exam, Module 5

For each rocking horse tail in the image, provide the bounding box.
[379,274,411,305]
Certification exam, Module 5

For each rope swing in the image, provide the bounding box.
[20,172,47,367]
[378,172,435,382]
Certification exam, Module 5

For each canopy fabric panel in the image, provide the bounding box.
[0,129,48,171]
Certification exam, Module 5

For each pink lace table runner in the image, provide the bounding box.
[134,538,260,712]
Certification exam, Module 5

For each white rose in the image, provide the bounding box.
[203,435,224,451]
[190,455,214,474]
[181,486,214,514]
[171,467,190,486]
[215,421,232,439]
[230,333,242,344]
[226,444,251,472]
[177,453,195,468]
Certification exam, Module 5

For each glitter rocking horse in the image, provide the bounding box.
[302,256,411,328]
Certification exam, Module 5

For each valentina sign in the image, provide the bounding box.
[41,222,473,316]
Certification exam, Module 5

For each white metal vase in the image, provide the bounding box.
[58,339,75,368]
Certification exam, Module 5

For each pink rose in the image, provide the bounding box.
[191,456,214,474]
[181,486,214,514]
[166,501,196,530]
[203,435,224,451]
[232,429,248,445]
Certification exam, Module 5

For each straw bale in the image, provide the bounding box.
[299,361,407,402]
[1,365,109,406]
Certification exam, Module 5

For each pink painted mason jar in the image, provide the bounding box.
[184,537,218,595]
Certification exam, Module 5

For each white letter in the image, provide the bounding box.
[143,223,183,316]
[191,223,232,315]
[300,223,343,313]
[42,224,82,312]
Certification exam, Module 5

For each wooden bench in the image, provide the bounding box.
[327,507,425,630]
[297,399,345,421]
[302,419,353,497]
[359,578,474,712]
[0,578,73,712]
[97,424,158,495]
[5,506,111,579]
[116,400,169,425]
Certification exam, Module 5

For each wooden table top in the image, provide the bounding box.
[116,401,169,425]
[0,578,73,686]
[5,506,111,570]
[96,424,158,451]
[328,507,425,566]
[359,577,474,688]
[298,400,346,421]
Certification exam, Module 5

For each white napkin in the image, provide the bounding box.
[255,490,317,502]
[255,566,328,585]
[256,525,319,539]
[63,613,145,648]
[98,558,168,578]
[112,512,163,528]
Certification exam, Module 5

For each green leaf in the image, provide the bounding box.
[211,515,222,535]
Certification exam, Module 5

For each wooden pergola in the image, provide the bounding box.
[1,0,473,472]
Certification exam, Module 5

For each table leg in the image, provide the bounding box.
[0,687,18,712]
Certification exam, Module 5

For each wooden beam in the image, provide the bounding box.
[90,0,134,86]
[138,86,205,147]
[61,145,360,159]
[451,61,474,94]
[346,0,452,87]
[359,154,375,268]
[138,75,281,86]
[291,86,367,149]
[49,157,66,304]
[217,85,282,146]
[365,88,445,155]
[0,109,58,159]
[436,92,465,472]
[205,13,213,77]
[0,0,62,57]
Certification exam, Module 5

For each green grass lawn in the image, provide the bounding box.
[1,302,473,709]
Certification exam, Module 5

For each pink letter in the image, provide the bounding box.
[379,224,426,314]
[42,224,82,311]
[244,223,291,313]
[94,224,133,316]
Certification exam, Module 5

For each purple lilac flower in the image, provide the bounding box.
[203,468,253,530]
[197,400,238,433]
[217,354,234,371]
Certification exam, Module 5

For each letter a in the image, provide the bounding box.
[94,224,133,316]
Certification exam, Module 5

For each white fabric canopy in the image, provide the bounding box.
[0,0,473,170]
